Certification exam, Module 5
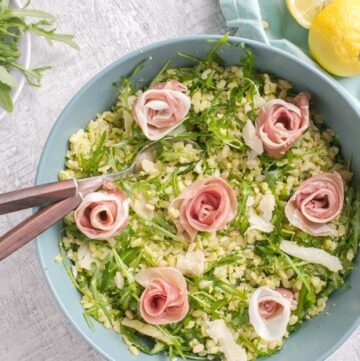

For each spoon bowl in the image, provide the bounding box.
[77,138,201,192]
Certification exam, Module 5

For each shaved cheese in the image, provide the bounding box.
[280,240,343,272]
[206,320,247,361]
[249,287,291,341]
[121,318,173,345]
[132,198,154,219]
[248,209,274,233]
[141,159,157,174]
[176,244,205,276]
[77,244,97,270]
[246,196,255,207]
[114,271,124,289]
[259,194,275,222]
[242,119,263,155]
[247,193,275,233]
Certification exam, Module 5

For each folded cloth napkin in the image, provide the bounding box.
[220,0,360,109]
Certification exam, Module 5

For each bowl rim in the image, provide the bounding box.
[0,0,32,121]
[35,34,360,361]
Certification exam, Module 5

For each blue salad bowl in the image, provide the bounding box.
[36,35,360,361]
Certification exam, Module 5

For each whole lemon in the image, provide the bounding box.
[308,0,360,77]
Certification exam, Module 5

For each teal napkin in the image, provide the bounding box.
[220,0,360,108]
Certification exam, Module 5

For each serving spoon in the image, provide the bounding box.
[0,138,200,260]
[0,138,200,215]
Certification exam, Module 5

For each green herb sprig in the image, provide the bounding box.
[0,0,78,112]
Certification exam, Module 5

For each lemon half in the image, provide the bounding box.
[286,0,332,29]
[309,0,360,77]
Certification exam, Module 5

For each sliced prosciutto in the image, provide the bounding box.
[285,172,344,236]
[255,92,310,158]
[135,267,189,325]
[249,287,292,341]
[153,79,187,92]
[132,80,191,140]
[258,288,294,320]
[74,181,130,240]
[168,177,237,242]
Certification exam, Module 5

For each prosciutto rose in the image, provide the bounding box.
[169,177,237,242]
[249,287,293,341]
[132,80,191,140]
[285,172,344,236]
[255,92,310,158]
[74,181,130,240]
[135,267,189,325]
[258,288,294,320]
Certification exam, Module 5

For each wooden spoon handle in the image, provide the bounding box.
[0,193,82,261]
[0,179,78,215]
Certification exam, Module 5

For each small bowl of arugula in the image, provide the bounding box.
[0,0,78,120]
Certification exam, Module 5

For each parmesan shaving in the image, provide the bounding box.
[248,209,274,233]
[132,198,154,219]
[206,320,247,361]
[242,119,263,155]
[114,271,124,289]
[280,240,343,272]
[77,244,96,270]
[177,244,205,276]
[259,194,275,222]
[141,159,157,174]
[121,318,173,345]
[247,193,276,233]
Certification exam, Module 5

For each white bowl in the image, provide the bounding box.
[0,0,31,120]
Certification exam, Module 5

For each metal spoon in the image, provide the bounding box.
[0,138,201,261]
[88,137,199,180]
[0,138,201,214]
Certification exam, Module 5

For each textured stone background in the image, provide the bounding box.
[0,1,359,360]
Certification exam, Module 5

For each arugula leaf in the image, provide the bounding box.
[0,1,78,114]
[1,8,56,20]
[0,82,12,112]
[120,325,166,355]
[29,23,79,50]
[280,250,316,303]
[205,252,243,274]
[136,214,187,244]
[149,60,171,87]
[0,65,17,87]
[79,131,108,177]
[239,42,256,79]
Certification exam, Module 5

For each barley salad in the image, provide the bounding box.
[58,36,360,361]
